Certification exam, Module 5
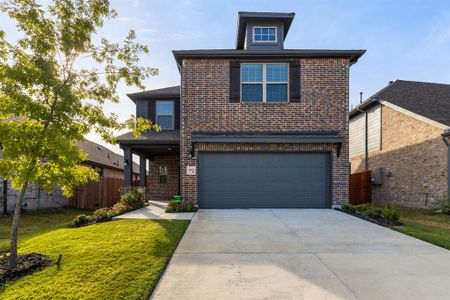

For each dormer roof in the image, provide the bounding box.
[236,11,295,50]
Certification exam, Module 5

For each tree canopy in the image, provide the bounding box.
[0,0,158,195]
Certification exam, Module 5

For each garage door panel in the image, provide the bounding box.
[198,152,329,208]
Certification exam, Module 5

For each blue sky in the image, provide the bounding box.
[2,0,450,154]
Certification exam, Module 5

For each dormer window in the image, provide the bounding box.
[253,27,277,42]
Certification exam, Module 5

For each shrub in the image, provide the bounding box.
[68,214,93,228]
[92,208,112,222]
[341,203,356,213]
[433,194,450,215]
[382,204,399,223]
[166,201,198,213]
[358,203,375,213]
[110,202,129,217]
[120,188,144,209]
[367,207,382,218]
[68,188,146,228]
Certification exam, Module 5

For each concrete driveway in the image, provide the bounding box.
[151,209,450,300]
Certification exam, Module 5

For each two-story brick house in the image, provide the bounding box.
[117,11,365,208]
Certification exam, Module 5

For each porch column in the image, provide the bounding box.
[139,156,147,188]
[123,147,133,187]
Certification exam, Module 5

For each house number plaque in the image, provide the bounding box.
[186,166,196,175]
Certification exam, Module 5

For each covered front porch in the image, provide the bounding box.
[117,130,180,201]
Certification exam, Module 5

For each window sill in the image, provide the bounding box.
[238,102,292,105]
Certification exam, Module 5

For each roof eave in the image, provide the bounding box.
[127,93,180,103]
[173,49,366,69]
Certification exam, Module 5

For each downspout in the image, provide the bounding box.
[442,129,450,195]
[356,101,369,171]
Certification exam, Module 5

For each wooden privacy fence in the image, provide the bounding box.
[70,177,123,209]
[70,178,140,209]
[349,171,372,205]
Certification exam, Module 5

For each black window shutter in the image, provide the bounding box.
[229,60,241,103]
[289,60,301,103]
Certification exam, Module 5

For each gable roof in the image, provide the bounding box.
[350,80,450,128]
[127,86,180,102]
[78,140,139,173]
[236,11,295,49]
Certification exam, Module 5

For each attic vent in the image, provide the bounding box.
[97,146,102,151]
[107,153,110,159]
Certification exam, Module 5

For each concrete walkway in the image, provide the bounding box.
[151,209,450,300]
[112,201,194,220]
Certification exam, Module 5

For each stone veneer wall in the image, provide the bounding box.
[350,105,448,207]
[180,58,350,206]
[146,156,179,201]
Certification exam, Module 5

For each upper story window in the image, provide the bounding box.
[253,27,277,42]
[241,63,288,103]
[156,101,174,130]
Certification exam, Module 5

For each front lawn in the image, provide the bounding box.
[394,206,450,250]
[0,212,190,299]
[0,208,90,251]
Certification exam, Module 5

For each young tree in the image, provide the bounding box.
[0,0,158,268]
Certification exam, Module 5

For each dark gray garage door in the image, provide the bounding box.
[198,152,330,208]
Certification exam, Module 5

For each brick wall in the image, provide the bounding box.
[350,105,448,207]
[181,58,350,206]
[146,156,179,201]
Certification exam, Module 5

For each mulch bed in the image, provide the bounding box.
[335,208,402,227]
[0,253,51,284]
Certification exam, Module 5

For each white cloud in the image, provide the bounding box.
[416,12,450,55]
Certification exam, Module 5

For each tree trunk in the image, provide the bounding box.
[9,181,28,269]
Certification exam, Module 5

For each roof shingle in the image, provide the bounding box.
[350,80,450,127]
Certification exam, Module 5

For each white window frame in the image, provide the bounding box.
[156,100,174,130]
[253,26,277,43]
[240,63,289,103]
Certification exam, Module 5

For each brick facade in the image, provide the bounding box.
[146,156,179,201]
[350,105,448,207]
[181,58,350,206]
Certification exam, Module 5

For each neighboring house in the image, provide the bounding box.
[349,80,450,207]
[118,11,365,208]
[69,141,140,209]
[0,140,140,212]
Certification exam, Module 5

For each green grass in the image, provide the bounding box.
[0,208,90,252]
[393,206,450,250]
[0,210,190,299]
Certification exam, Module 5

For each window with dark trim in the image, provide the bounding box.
[241,63,288,102]
[156,101,174,130]
[253,27,277,42]
[159,165,168,184]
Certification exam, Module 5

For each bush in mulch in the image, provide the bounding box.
[165,201,198,213]
[68,188,145,228]
[340,203,401,226]
[0,253,51,284]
